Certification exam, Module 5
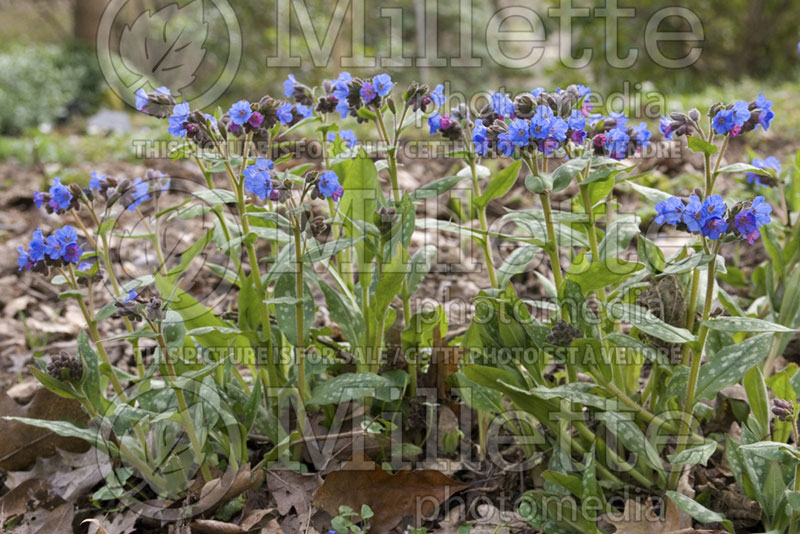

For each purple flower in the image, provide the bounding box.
[296,104,313,119]
[248,112,264,128]
[49,178,72,211]
[63,241,83,263]
[229,100,253,126]
[539,138,559,156]
[243,158,274,200]
[734,211,758,242]
[702,217,728,240]
[17,247,31,271]
[168,102,190,137]
[747,156,780,187]
[277,103,294,125]
[339,129,358,148]
[373,74,394,97]
[655,196,684,225]
[318,171,343,201]
[430,84,445,107]
[472,119,488,156]
[360,82,377,103]
[283,74,297,98]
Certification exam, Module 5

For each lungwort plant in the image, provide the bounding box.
[8,74,800,533]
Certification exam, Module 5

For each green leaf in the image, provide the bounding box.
[496,245,542,288]
[552,155,591,192]
[320,281,365,347]
[167,229,212,277]
[337,150,380,265]
[702,316,795,333]
[308,372,389,405]
[629,182,671,203]
[667,440,717,466]
[3,416,115,455]
[694,334,773,401]
[659,253,715,276]
[598,219,639,260]
[410,175,464,201]
[475,160,522,209]
[716,162,774,176]
[406,245,436,295]
[608,303,694,343]
[743,365,770,439]
[524,173,553,194]
[687,136,719,155]
[77,330,104,413]
[370,245,410,318]
[452,371,504,413]
[595,410,665,473]
[29,366,82,400]
[192,189,238,205]
[636,235,666,273]
[566,257,644,293]
[665,492,733,534]
[303,237,363,262]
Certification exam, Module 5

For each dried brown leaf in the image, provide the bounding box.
[312,455,469,532]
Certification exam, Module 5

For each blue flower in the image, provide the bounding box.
[682,194,705,232]
[126,178,151,211]
[549,117,568,143]
[654,196,684,225]
[318,171,343,201]
[339,129,358,148]
[49,178,72,211]
[335,99,350,119]
[135,89,148,112]
[17,247,31,271]
[428,112,442,134]
[754,93,774,130]
[296,104,313,119]
[712,109,735,134]
[507,119,531,147]
[359,82,377,103]
[751,196,772,226]
[605,127,630,160]
[747,156,780,187]
[243,158,274,200]
[531,88,545,98]
[229,100,253,126]
[28,228,45,263]
[632,122,651,148]
[33,191,46,209]
[333,77,351,102]
[373,74,394,97]
[567,110,585,133]
[659,117,673,140]
[124,289,138,303]
[731,100,751,127]
[430,84,445,107]
[277,103,294,125]
[283,74,297,98]
[702,217,728,240]
[490,92,514,118]
[45,226,78,261]
[472,119,488,156]
[63,241,83,263]
[77,262,93,272]
[326,132,336,143]
[90,171,108,191]
[168,102,190,137]
[576,84,591,98]
[702,195,727,220]
[529,105,554,140]
[496,133,515,156]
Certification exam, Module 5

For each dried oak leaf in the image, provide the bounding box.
[312,454,468,532]
[0,388,89,471]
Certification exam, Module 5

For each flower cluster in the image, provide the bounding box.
[90,170,168,211]
[710,94,774,136]
[310,170,344,201]
[243,158,277,201]
[18,226,83,272]
[660,109,700,140]
[654,194,772,243]
[135,86,175,118]
[34,178,80,214]
[326,72,395,120]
